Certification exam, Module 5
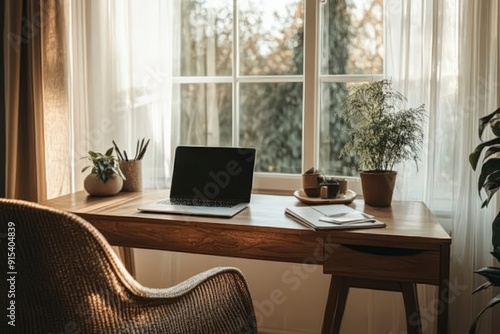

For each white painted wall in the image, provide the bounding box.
[129,249,438,334]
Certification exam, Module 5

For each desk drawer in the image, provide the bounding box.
[324,244,440,285]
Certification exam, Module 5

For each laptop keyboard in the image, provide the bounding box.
[158,199,237,208]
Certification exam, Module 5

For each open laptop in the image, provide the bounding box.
[138,146,256,217]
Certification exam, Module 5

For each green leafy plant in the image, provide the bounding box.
[337,79,425,171]
[468,107,500,334]
[82,147,125,183]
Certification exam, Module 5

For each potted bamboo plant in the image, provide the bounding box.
[468,107,500,333]
[82,147,125,196]
[337,79,425,206]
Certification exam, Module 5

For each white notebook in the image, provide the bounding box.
[285,204,386,230]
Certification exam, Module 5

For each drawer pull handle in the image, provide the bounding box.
[344,245,424,256]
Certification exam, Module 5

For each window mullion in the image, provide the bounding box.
[303,0,320,172]
[320,74,384,83]
[233,0,239,146]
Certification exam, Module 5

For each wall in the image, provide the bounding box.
[130,249,437,334]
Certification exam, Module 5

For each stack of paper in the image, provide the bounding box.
[285,204,386,230]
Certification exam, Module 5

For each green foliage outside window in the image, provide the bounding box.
[177,0,382,176]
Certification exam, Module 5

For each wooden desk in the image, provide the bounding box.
[42,190,451,334]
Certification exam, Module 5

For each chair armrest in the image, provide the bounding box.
[121,267,257,333]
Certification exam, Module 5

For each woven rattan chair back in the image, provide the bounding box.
[0,198,257,333]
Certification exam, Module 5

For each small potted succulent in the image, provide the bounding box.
[82,147,125,196]
[337,79,425,206]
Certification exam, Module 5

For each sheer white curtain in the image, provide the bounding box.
[386,0,458,211]
[66,0,175,191]
[387,0,500,333]
[382,2,459,333]
[451,1,500,333]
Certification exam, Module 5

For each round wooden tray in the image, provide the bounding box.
[293,189,357,205]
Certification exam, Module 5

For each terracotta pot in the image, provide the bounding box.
[302,172,321,197]
[84,173,123,196]
[359,170,397,207]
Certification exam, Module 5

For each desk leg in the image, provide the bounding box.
[322,276,348,334]
[118,247,136,277]
[322,277,422,334]
[438,244,450,333]
[400,282,422,334]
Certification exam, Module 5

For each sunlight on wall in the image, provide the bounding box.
[131,248,436,334]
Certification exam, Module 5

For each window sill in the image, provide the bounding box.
[252,173,362,196]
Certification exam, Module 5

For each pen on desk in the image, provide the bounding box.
[324,212,374,219]
[319,217,376,225]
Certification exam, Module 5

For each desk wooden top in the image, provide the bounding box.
[42,190,451,264]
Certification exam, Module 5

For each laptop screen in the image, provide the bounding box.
[169,146,256,202]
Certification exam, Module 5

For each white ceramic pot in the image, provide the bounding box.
[84,173,123,196]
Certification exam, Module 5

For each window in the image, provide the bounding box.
[173,0,383,192]
[318,0,383,176]
[174,0,304,176]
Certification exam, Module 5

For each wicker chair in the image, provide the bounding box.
[0,198,257,333]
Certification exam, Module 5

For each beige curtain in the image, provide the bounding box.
[3,0,67,201]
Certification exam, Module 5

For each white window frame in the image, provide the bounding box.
[173,0,383,195]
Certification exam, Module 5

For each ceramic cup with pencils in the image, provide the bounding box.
[113,138,150,192]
